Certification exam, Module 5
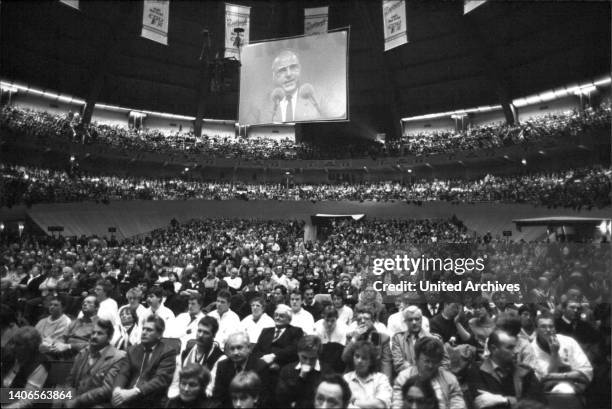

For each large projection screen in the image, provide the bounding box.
[238,30,348,126]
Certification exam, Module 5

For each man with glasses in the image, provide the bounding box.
[342,305,392,381]
[240,296,275,345]
[391,337,466,409]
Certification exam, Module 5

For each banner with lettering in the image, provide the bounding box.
[304,6,329,35]
[382,0,408,51]
[225,3,251,60]
[141,0,170,46]
[59,0,79,10]
[464,0,487,15]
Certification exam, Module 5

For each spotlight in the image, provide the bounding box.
[521,159,527,166]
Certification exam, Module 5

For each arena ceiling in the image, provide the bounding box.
[1,1,610,137]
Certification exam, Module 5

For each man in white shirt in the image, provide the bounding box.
[208,290,241,349]
[76,279,120,343]
[314,306,347,345]
[171,294,206,351]
[332,290,353,327]
[529,312,592,394]
[36,296,72,353]
[144,286,175,337]
[240,296,275,345]
[223,267,243,291]
[289,290,315,335]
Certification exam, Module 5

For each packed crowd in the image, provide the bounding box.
[2,164,610,210]
[2,101,610,161]
[1,217,610,408]
[400,102,611,156]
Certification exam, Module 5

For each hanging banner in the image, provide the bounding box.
[225,3,251,60]
[141,0,170,46]
[382,0,408,51]
[464,0,487,15]
[304,6,329,35]
[59,0,79,9]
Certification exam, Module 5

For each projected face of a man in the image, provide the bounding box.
[273,51,301,95]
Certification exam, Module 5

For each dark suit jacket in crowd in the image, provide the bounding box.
[114,340,177,407]
[211,355,270,408]
[66,344,126,407]
[554,317,600,345]
[465,358,546,409]
[252,325,304,367]
[276,361,322,409]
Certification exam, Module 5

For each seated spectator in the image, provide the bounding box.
[554,299,600,345]
[49,295,99,358]
[276,335,324,408]
[314,373,353,409]
[430,302,471,344]
[62,319,126,408]
[467,300,497,359]
[252,304,304,370]
[387,294,430,338]
[465,329,546,409]
[112,315,177,407]
[400,375,439,409]
[332,290,353,327]
[343,304,392,381]
[518,306,536,344]
[240,296,275,345]
[207,290,241,349]
[392,337,466,409]
[2,326,49,409]
[314,306,348,346]
[229,371,262,409]
[289,289,316,335]
[264,285,288,318]
[144,286,175,337]
[392,306,448,374]
[211,332,269,408]
[224,268,243,292]
[168,316,224,399]
[343,340,392,408]
[114,305,142,351]
[122,287,148,326]
[171,294,206,351]
[36,296,72,354]
[530,312,592,394]
[303,286,324,321]
[165,363,218,408]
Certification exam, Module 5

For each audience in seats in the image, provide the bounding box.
[115,305,142,351]
[289,289,316,335]
[49,295,99,358]
[207,290,241,350]
[63,319,126,408]
[144,286,175,337]
[171,294,206,351]
[112,315,177,407]
[165,363,218,408]
[314,373,353,409]
[387,294,430,338]
[252,304,304,370]
[229,371,262,409]
[315,306,348,346]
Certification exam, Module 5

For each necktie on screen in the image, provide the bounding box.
[286,96,294,122]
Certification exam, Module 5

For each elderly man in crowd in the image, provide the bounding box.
[252,304,304,370]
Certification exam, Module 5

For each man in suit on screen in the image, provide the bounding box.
[246,50,344,125]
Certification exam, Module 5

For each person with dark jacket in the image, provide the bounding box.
[252,304,304,369]
[112,315,177,407]
[465,329,546,409]
[276,335,323,408]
